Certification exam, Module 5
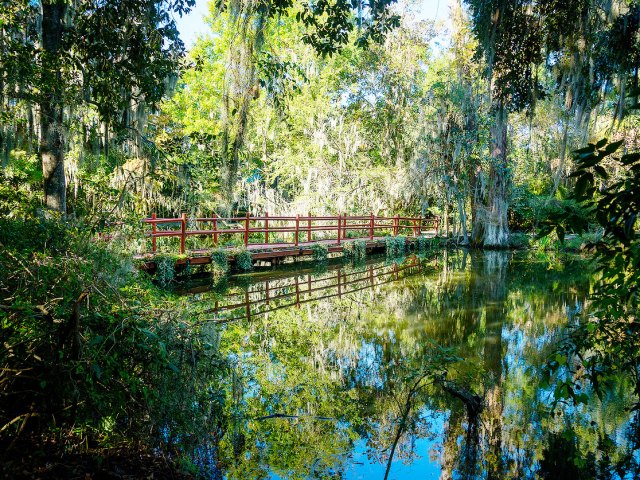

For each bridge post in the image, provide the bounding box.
[180,212,186,254]
[244,212,250,247]
[393,215,399,236]
[337,214,341,245]
[307,212,311,243]
[413,218,417,237]
[151,212,157,253]
[369,213,374,240]
[295,214,300,246]
[213,213,218,246]
[265,211,269,244]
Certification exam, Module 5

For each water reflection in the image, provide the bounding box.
[179,251,639,479]
[186,255,430,323]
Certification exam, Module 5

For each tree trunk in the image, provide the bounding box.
[474,101,509,248]
[457,190,470,245]
[548,121,569,199]
[40,0,66,213]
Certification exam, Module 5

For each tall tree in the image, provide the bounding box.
[464,0,542,247]
[209,0,401,209]
[9,0,195,213]
[40,0,67,212]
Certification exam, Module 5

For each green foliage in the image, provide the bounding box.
[542,138,640,408]
[234,247,254,272]
[416,235,440,253]
[510,189,593,233]
[0,217,226,464]
[0,155,42,217]
[385,235,406,258]
[154,254,177,287]
[210,248,230,276]
[343,239,366,262]
[508,232,530,250]
[311,242,329,262]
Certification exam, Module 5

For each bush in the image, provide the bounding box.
[385,235,406,258]
[0,218,226,467]
[509,188,593,233]
[210,248,229,276]
[311,242,329,262]
[154,254,177,287]
[417,235,438,252]
[234,247,253,272]
[343,239,366,262]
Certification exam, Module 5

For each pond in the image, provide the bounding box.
[178,250,639,479]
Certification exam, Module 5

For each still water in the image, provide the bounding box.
[180,250,639,479]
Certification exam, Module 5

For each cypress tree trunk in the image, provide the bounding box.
[40,0,66,213]
[483,103,509,247]
[473,101,509,248]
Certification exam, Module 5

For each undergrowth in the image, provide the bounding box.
[343,239,366,262]
[386,235,406,258]
[311,243,329,262]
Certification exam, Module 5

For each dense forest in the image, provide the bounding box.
[1,0,639,478]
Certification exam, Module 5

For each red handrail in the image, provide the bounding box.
[142,213,440,254]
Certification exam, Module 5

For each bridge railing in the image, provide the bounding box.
[141,213,439,254]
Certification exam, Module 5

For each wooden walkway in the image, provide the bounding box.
[137,213,439,268]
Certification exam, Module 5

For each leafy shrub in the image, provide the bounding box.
[155,254,177,287]
[210,248,229,276]
[311,242,329,262]
[235,247,253,272]
[385,235,406,258]
[0,218,226,465]
[343,239,366,261]
[416,235,427,252]
[510,188,593,233]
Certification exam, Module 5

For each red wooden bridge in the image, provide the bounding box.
[139,212,439,267]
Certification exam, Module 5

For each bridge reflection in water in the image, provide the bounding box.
[183,255,436,323]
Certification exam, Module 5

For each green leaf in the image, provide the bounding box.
[575,172,593,197]
[621,152,640,165]
[601,139,624,155]
[593,165,608,179]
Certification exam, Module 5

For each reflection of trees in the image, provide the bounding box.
[481,251,508,480]
[176,251,639,478]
